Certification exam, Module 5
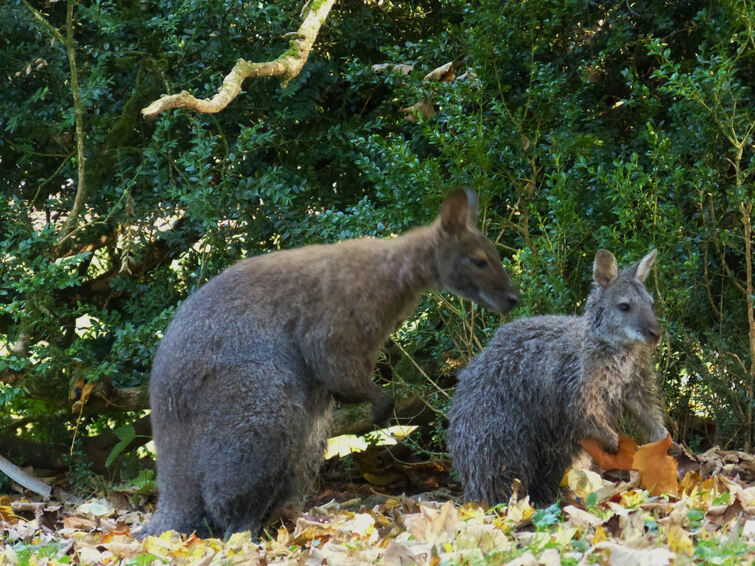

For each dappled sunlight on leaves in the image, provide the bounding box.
[1,447,754,564]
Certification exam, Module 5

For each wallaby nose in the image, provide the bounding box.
[506,293,519,310]
[647,326,662,344]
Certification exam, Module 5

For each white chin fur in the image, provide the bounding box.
[478,291,503,313]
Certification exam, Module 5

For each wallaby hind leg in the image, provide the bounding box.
[143,487,210,538]
[194,364,318,537]
[142,441,210,538]
[270,390,334,523]
[199,426,294,538]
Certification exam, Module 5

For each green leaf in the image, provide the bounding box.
[105,424,136,468]
[532,503,561,529]
[585,492,598,508]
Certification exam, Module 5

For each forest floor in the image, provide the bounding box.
[1,441,754,565]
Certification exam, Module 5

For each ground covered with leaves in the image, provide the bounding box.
[1,445,754,565]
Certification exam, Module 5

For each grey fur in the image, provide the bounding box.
[144,189,518,538]
[447,249,668,506]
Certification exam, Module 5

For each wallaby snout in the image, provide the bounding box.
[490,286,519,314]
[474,270,519,314]
[436,190,519,315]
[505,291,519,310]
[645,318,662,345]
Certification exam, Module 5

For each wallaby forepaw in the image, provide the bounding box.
[370,394,395,424]
[601,433,620,454]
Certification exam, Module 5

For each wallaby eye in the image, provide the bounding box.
[617,303,631,312]
[471,257,488,268]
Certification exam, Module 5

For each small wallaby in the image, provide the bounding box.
[448,249,668,505]
[143,189,518,538]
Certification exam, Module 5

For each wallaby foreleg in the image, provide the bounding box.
[625,395,669,442]
[319,358,394,423]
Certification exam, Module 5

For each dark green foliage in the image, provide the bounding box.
[0,0,753,482]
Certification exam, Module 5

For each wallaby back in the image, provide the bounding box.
[144,189,518,538]
[448,249,668,505]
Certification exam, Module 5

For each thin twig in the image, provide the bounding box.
[21,0,87,243]
[391,338,451,401]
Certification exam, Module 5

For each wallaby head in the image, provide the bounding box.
[589,249,661,347]
[434,189,519,314]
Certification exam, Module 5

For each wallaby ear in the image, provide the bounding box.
[463,189,479,224]
[634,249,657,282]
[593,249,619,287]
[440,189,478,233]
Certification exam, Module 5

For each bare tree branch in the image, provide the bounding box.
[0,454,52,498]
[141,0,338,119]
[21,0,87,241]
[59,0,87,239]
[0,416,153,475]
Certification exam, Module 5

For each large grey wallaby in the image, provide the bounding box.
[448,249,668,505]
[144,189,518,538]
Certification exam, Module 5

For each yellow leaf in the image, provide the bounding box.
[620,489,647,508]
[592,525,607,545]
[226,531,253,549]
[69,379,95,403]
[182,535,210,560]
[678,471,702,496]
[383,498,402,510]
[565,467,605,499]
[143,530,184,558]
[666,524,694,556]
[362,471,402,486]
[633,434,678,497]
[0,505,18,524]
[503,497,535,525]
[457,503,486,521]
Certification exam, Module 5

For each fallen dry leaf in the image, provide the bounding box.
[633,434,678,496]
[678,470,702,496]
[1,443,754,565]
[666,524,694,556]
[593,541,676,565]
[62,515,98,530]
[405,500,457,544]
[70,379,95,413]
[563,505,603,527]
[564,467,607,498]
